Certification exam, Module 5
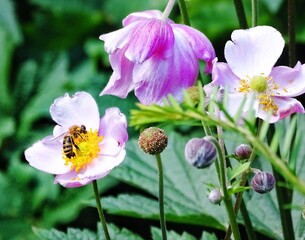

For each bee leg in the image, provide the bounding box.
[71,137,80,150]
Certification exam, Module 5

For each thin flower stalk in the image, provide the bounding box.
[288,0,296,67]
[206,136,241,240]
[251,0,259,27]
[233,0,248,28]
[177,0,191,26]
[156,154,167,240]
[161,0,176,20]
[92,180,111,240]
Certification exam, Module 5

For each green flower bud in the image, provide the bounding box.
[138,127,168,155]
[185,86,200,104]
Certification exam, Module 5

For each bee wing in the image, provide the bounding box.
[51,131,68,142]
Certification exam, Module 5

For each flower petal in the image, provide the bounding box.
[125,19,175,63]
[257,97,304,123]
[54,149,126,188]
[123,10,164,26]
[225,26,284,78]
[24,136,70,174]
[133,29,198,104]
[99,107,128,145]
[99,22,137,54]
[270,62,305,97]
[51,92,100,137]
[172,24,215,73]
[100,47,135,98]
[211,59,240,92]
[54,171,93,188]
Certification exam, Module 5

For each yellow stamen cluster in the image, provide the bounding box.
[237,74,281,115]
[63,129,103,173]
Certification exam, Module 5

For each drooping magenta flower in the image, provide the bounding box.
[99,10,215,105]
[212,26,305,123]
[24,92,128,188]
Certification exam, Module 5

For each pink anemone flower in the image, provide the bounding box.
[24,92,128,188]
[212,26,305,123]
[100,10,215,105]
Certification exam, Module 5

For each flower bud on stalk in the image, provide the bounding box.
[209,189,222,205]
[251,171,276,194]
[138,127,168,155]
[185,86,200,105]
[235,144,252,160]
[185,137,217,168]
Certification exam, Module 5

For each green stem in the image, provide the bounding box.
[233,0,248,28]
[240,200,257,240]
[207,137,241,240]
[272,167,295,240]
[251,0,259,27]
[224,149,257,240]
[177,0,191,26]
[92,180,111,240]
[155,154,167,240]
[288,0,296,67]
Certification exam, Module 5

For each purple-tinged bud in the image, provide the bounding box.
[209,189,222,205]
[138,127,168,155]
[251,171,276,194]
[184,137,217,169]
[235,144,252,160]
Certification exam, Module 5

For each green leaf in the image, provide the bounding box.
[228,162,251,181]
[33,227,67,240]
[31,0,102,14]
[151,227,197,240]
[18,54,70,138]
[109,132,228,230]
[0,115,14,148]
[200,231,218,240]
[0,0,22,44]
[33,223,143,240]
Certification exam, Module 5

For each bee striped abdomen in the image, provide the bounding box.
[63,135,76,158]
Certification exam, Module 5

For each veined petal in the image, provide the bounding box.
[99,107,128,145]
[123,10,163,26]
[225,92,259,119]
[55,146,126,188]
[225,26,284,79]
[24,136,70,174]
[270,62,305,97]
[99,22,137,54]
[125,19,174,63]
[211,60,240,92]
[172,24,215,73]
[54,171,95,188]
[133,29,198,104]
[100,47,135,98]
[51,92,100,137]
[275,97,304,120]
[257,97,305,123]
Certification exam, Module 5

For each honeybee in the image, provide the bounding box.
[55,125,87,159]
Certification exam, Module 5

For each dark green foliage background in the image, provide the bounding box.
[1,0,305,239]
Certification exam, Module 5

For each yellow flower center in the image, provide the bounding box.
[237,74,280,115]
[63,129,103,173]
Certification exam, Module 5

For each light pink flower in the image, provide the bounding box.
[24,92,128,188]
[212,26,305,123]
[100,10,215,105]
